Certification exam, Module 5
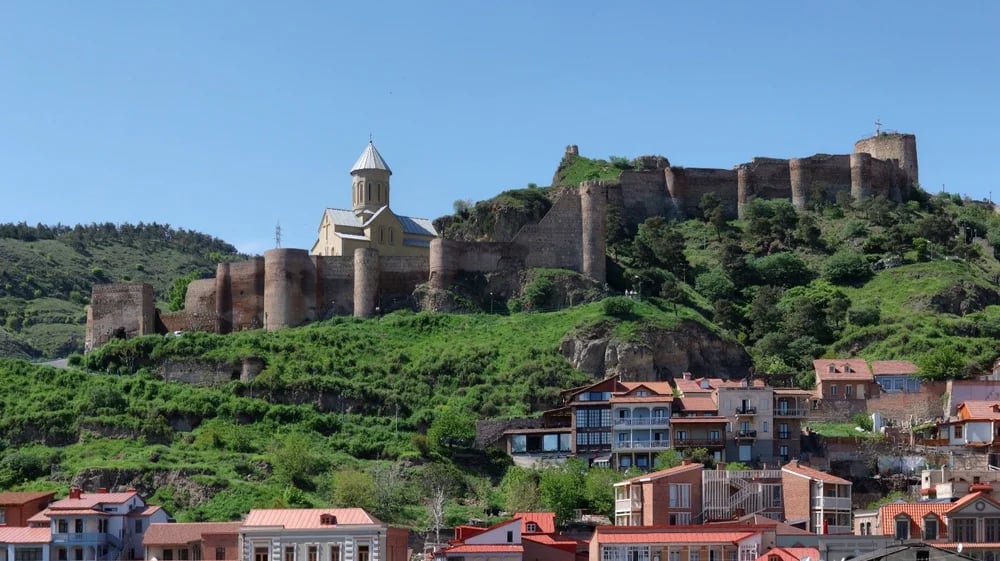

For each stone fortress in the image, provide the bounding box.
[85,132,918,350]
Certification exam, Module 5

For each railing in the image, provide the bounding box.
[774,408,808,417]
[736,407,757,415]
[735,430,757,439]
[812,496,852,510]
[51,532,112,545]
[613,440,671,450]
[823,525,853,535]
[614,498,642,512]
[613,418,670,427]
[674,438,724,448]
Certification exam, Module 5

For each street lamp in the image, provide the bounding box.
[489,292,494,314]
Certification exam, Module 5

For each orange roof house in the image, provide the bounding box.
[813,359,877,400]
[242,508,408,561]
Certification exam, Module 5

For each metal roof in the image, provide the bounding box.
[397,215,437,236]
[350,142,391,175]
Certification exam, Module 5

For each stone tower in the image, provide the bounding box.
[351,141,392,218]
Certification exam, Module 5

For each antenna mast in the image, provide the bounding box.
[274,222,282,248]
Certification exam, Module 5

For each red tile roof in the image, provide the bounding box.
[244,508,380,528]
[871,360,918,376]
[0,527,52,544]
[758,547,821,561]
[956,401,1000,420]
[620,382,675,396]
[813,359,872,381]
[144,523,242,546]
[781,461,851,484]
[445,544,523,553]
[615,462,703,486]
[49,491,138,510]
[522,533,578,546]
[945,491,1000,514]
[878,502,951,536]
[669,416,728,423]
[677,396,718,412]
[598,530,757,544]
[0,492,56,506]
[514,512,555,534]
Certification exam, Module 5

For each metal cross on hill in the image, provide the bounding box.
[875,119,882,135]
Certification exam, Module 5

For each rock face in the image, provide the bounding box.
[71,467,230,509]
[560,320,752,381]
[928,280,1000,316]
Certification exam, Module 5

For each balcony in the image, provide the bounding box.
[812,496,852,510]
[614,417,670,428]
[615,498,642,513]
[51,532,118,547]
[735,430,757,439]
[774,408,808,418]
[735,407,757,416]
[674,438,724,448]
[613,440,671,451]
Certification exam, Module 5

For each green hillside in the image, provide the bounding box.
[0,223,242,358]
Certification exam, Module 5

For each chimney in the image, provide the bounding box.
[682,372,692,380]
[69,488,82,500]
[97,488,108,494]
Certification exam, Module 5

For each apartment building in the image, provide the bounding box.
[588,524,766,561]
[613,462,704,526]
[143,522,241,561]
[780,461,852,535]
[611,383,673,471]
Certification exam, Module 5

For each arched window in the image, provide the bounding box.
[895,514,911,540]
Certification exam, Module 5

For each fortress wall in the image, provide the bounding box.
[85,283,156,351]
[353,248,379,318]
[159,310,214,333]
[378,255,429,311]
[619,170,670,226]
[429,239,528,289]
[676,168,739,219]
[737,158,792,218]
[225,257,265,331]
[854,133,918,187]
[850,152,873,202]
[315,255,355,317]
[182,278,217,327]
[513,187,583,270]
[580,181,608,284]
[790,154,851,209]
[869,158,907,202]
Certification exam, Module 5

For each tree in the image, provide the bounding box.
[539,458,586,525]
[822,251,873,286]
[271,432,321,489]
[427,405,475,451]
[700,193,728,238]
[584,466,625,518]
[660,276,684,315]
[695,270,736,302]
[331,468,377,513]
[752,252,814,288]
[421,463,460,544]
[917,347,968,381]
[747,286,784,340]
[654,449,683,470]
[499,466,542,513]
[168,271,203,312]
[633,217,689,278]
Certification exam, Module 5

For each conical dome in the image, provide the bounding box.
[350,141,392,175]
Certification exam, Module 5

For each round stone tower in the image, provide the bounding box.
[789,158,809,211]
[850,152,873,202]
[214,262,233,334]
[579,180,608,284]
[353,247,380,318]
[351,141,392,219]
[263,248,315,330]
[736,165,752,219]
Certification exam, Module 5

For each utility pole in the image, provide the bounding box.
[275,222,282,248]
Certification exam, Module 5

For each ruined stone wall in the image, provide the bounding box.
[854,133,918,187]
[619,170,671,226]
[790,154,852,210]
[183,278,216,321]
[263,248,316,329]
[512,187,582,270]
[314,255,355,317]
[809,398,868,422]
[737,158,791,218]
[668,167,739,218]
[866,382,947,426]
[580,180,608,283]
[869,157,907,202]
[159,310,216,333]
[377,255,429,311]
[219,258,265,332]
[429,239,528,289]
[85,283,156,351]
[159,359,247,386]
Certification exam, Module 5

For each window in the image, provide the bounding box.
[74,550,83,561]
[895,515,910,540]
[866,522,872,536]
[762,421,769,433]
[620,457,632,468]
[830,385,838,396]
[179,549,189,561]
[357,545,370,561]
[986,518,1000,542]
[955,425,964,439]
[924,516,938,540]
[709,430,720,441]
[669,483,691,508]
[675,430,687,441]
[506,531,513,543]
[690,551,700,561]
[779,423,790,439]
[284,546,295,561]
[308,546,318,561]
[668,512,691,525]
[135,519,144,533]
[636,456,648,468]
[0,508,5,524]
[57,520,68,533]
[215,548,226,561]
[164,551,174,561]
[254,548,268,561]
[779,445,789,461]
[15,550,43,561]
[845,385,853,397]
[329,546,340,561]
[526,522,539,532]
[953,518,976,542]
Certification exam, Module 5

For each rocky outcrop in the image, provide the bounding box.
[71,467,226,509]
[433,188,554,242]
[928,280,1000,316]
[560,320,752,381]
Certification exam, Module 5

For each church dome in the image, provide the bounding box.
[350,141,392,175]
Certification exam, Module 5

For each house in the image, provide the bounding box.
[587,524,767,561]
[869,492,1000,559]
[877,501,952,541]
[813,360,877,401]
[611,383,673,471]
[502,407,574,467]
[613,462,704,526]
[311,142,437,257]
[238,508,408,561]
[143,522,241,561]
[702,467,784,523]
[872,361,921,394]
[753,546,819,561]
[772,389,811,463]
[671,396,728,463]
[31,487,170,561]
[0,492,56,527]
[439,513,581,561]
[780,461,852,535]
[920,465,999,502]
[0,527,52,561]
[716,380,774,464]
[940,401,1000,450]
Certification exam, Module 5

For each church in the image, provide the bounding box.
[311,141,437,257]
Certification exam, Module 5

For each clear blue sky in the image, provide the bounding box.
[3,2,998,254]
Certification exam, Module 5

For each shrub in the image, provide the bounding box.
[847,305,881,327]
[602,297,635,318]
[822,251,873,285]
[694,270,736,302]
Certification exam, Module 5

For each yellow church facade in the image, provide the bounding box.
[311,141,437,257]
